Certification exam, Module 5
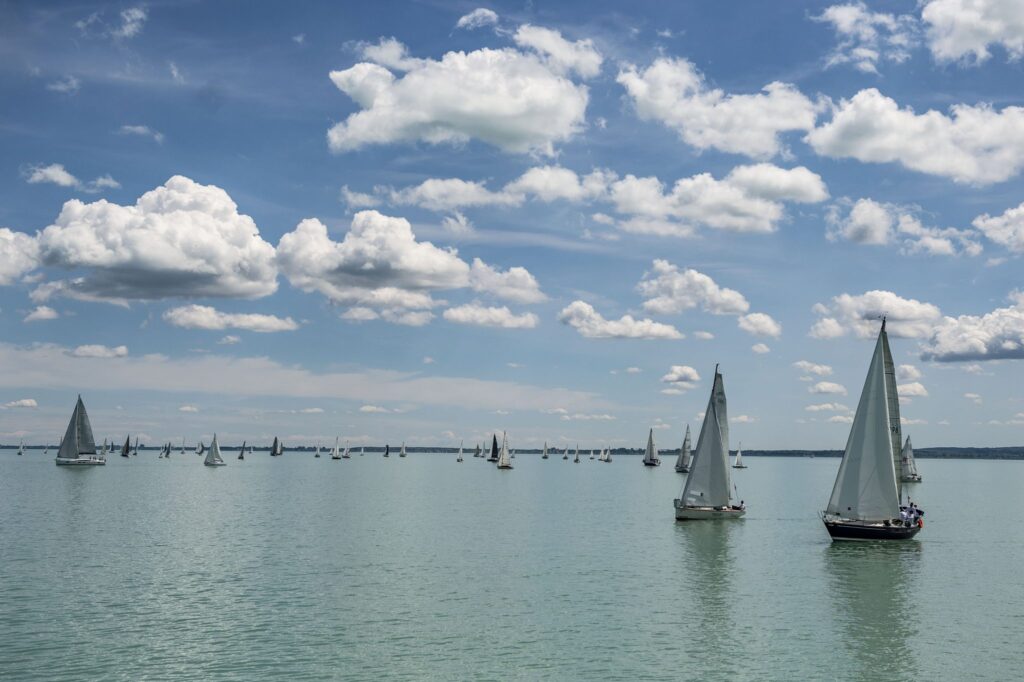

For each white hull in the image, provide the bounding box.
[204,461,226,467]
[673,500,745,520]
[55,456,105,466]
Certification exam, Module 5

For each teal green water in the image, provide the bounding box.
[1,451,1021,680]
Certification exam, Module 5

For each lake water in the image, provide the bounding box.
[1,450,1021,680]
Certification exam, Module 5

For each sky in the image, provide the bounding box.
[1,0,1023,450]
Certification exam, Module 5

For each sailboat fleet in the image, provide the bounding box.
[21,322,927,542]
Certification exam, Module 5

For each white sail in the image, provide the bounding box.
[17,440,24,456]
[497,432,512,468]
[901,436,919,478]
[205,434,225,465]
[542,442,548,459]
[733,444,744,468]
[400,442,407,457]
[56,396,101,463]
[642,428,660,465]
[675,425,692,472]
[680,370,733,508]
[457,440,463,462]
[826,328,901,521]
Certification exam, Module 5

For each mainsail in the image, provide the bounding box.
[57,395,97,460]
[488,435,499,462]
[120,435,131,458]
[825,326,901,521]
[680,369,733,508]
[496,432,512,469]
[205,434,225,465]
[675,425,692,472]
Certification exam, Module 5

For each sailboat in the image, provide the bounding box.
[270,437,283,457]
[44,445,48,456]
[541,442,549,460]
[733,443,747,469]
[55,395,105,465]
[204,434,226,466]
[238,440,246,460]
[562,447,569,461]
[314,443,321,459]
[674,366,744,520]
[342,443,351,459]
[474,443,482,458]
[675,425,692,473]
[195,441,206,456]
[605,447,613,463]
[457,441,464,463]
[165,441,172,458]
[642,428,661,466]
[510,449,515,459]
[17,439,24,456]
[120,435,131,458]
[399,442,407,458]
[383,444,390,458]
[180,437,185,456]
[101,439,109,458]
[573,445,580,463]
[488,435,499,462]
[131,436,138,456]
[823,320,922,541]
[496,432,513,469]
[359,447,364,457]
[331,437,341,460]
[900,436,922,483]
[589,449,595,460]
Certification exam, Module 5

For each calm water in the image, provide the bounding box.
[1,450,1022,680]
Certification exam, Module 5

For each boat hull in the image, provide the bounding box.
[733,465,747,469]
[643,460,661,467]
[674,500,745,520]
[901,475,923,483]
[675,466,690,473]
[823,518,921,541]
[204,461,226,467]
[55,457,105,466]
[497,464,513,470]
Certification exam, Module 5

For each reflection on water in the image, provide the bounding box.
[825,542,922,680]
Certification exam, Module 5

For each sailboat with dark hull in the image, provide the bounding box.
[675,425,692,473]
[487,435,499,463]
[55,396,106,466]
[238,441,246,460]
[270,437,283,457]
[822,320,922,541]
[120,435,131,458]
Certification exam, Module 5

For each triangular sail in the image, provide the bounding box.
[57,396,97,460]
[680,371,733,508]
[205,434,224,465]
[881,327,904,499]
[734,445,743,467]
[826,328,900,521]
[497,432,512,468]
[675,425,692,471]
[121,435,131,457]
[238,440,246,460]
[901,436,918,478]
[642,428,659,465]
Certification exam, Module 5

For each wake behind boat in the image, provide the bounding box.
[55,396,105,466]
[822,320,923,541]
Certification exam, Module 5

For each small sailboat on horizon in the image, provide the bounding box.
[399,442,407,458]
[496,432,513,469]
[642,429,661,467]
[457,440,464,463]
[573,445,580,463]
[131,436,138,456]
[270,436,283,457]
[541,442,548,460]
[204,434,226,466]
[733,443,747,469]
[900,436,922,483]
[238,440,246,460]
[331,437,341,460]
[17,439,24,456]
[675,425,692,473]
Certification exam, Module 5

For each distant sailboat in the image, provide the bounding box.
[488,435,499,462]
[238,440,246,460]
[180,437,185,456]
[120,435,131,458]
[510,449,515,459]
[270,437,283,457]
[315,443,321,459]
[733,443,747,469]
[674,366,744,520]
[823,320,922,541]
[17,439,24,456]
[331,437,341,460]
[675,425,692,473]
[573,445,580,463]
[359,447,364,457]
[55,396,105,466]
[541,442,549,460]
[496,432,513,469]
[342,443,351,459]
[605,447,613,463]
[101,439,109,458]
[44,444,48,456]
[474,443,482,458]
[457,440,464,463]
[642,429,661,467]
[195,441,206,456]
[399,442,407,458]
[131,436,138,456]
[562,447,569,461]
[384,444,390,458]
[589,449,595,460]
[204,434,226,466]
[900,436,922,483]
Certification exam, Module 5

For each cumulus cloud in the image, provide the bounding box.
[71,344,128,358]
[340,185,380,209]
[794,360,833,377]
[26,163,78,187]
[111,7,146,39]
[469,259,546,303]
[512,24,603,78]
[441,212,474,235]
[0,228,40,285]
[829,415,854,423]
[455,8,499,30]
[964,392,982,404]
[389,178,520,211]
[807,88,1024,185]
[921,292,1024,361]
[813,3,919,73]
[637,260,749,315]
[47,76,80,93]
[617,57,819,158]
[899,381,929,397]
[733,415,757,423]
[661,365,700,389]
[504,165,613,203]
[826,198,981,256]
[806,402,849,412]
[558,412,616,421]
[24,306,58,322]
[897,364,922,381]
[810,381,847,395]
[218,335,241,345]
[810,290,943,339]
[442,303,539,329]
[751,343,771,354]
[738,313,783,338]
[973,201,1024,253]
[558,301,683,339]
[922,0,1024,64]
[163,305,299,333]
[3,398,38,408]
[359,404,391,413]
[35,176,277,303]
[118,125,164,144]
[178,404,198,413]
[327,35,591,156]
[693,331,714,340]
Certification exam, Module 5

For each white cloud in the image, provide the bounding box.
[559,301,683,340]
[899,381,929,397]
[328,36,590,156]
[751,343,771,354]
[443,303,539,329]
[806,402,849,412]
[504,166,612,203]
[455,8,499,30]
[559,412,616,421]
[738,313,782,338]
[0,228,40,285]
[723,163,829,203]
[24,306,58,322]
[964,392,982,404]
[293,33,306,45]
[617,57,819,158]
[71,344,128,358]
[118,125,164,144]
[921,292,1024,361]
[897,364,922,381]
[794,360,833,377]
[661,365,700,389]
[178,404,199,413]
[359,404,391,413]
[626,366,642,374]
[807,88,1024,185]
[163,305,299,333]
[902,417,928,425]
[340,185,380,209]
[694,331,714,340]
[973,202,1024,253]
[638,260,749,315]
[26,163,79,187]
[112,7,146,39]
[661,388,685,396]
[810,381,847,395]
[3,398,37,408]
[299,407,324,414]
[810,290,943,339]
[35,176,277,302]
[512,24,603,78]
[390,178,520,211]
[441,212,474,235]
[733,415,757,423]
[828,415,854,423]
[218,335,241,345]
[827,198,981,256]
[469,258,546,303]
[922,0,1024,64]
[169,62,185,84]
[47,76,80,94]
[813,3,919,73]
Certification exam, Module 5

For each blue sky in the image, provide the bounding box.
[1,0,1023,449]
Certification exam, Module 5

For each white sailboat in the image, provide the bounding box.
[675,425,692,473]
[605,447,613,463]
[132,436,138,456]
[674,366,744,520]
[359,447,364,457]
[733,443,747,469]
[331,437,341,460]
[17,439,24,456]
[589,449,595,460]
[496,432,513,469]
[900,436,922,483]
[270,437,283,456]
[55,396,106,466]
[342,443,351,459]
[823,320,922,541]
[399,442,407,458]
[642,428,661,466]
[562,447,569,461]
[457,441,464,463]
[541,442,548,459]
[573,445,580,463]
[315,443,321,459]
[204,434,226,466]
